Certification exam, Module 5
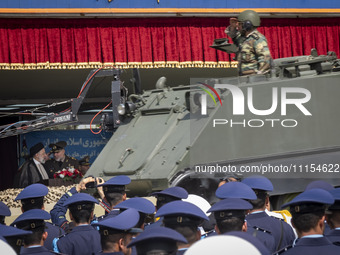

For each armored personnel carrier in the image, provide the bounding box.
[87,50,340,206]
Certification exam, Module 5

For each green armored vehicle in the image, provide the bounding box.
[85,50,340,206]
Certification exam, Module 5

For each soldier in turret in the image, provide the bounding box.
[225,10,272,76]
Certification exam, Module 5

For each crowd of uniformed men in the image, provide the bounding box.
[1,174,340,255]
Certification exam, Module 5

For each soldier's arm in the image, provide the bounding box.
[50,177,96,228]
[50,187,78,228]
[254,38,272,74]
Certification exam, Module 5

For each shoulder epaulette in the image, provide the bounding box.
[57,233,67,239]
[46,222,63,229]
[250,32,260,40]
[252,225,272,234]
[270,215,285,221]
[201,229,216,238]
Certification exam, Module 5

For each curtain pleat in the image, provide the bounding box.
[0,17,339,70]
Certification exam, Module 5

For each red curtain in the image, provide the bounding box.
[0,17,339,70]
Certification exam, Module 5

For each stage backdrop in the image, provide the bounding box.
[19,130,113,166]
[0,18,339,70]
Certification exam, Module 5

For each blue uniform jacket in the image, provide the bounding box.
[97,253,123,255]
[280,236,340,254]
[21,246,60,254]
[55,225,101,255]
[50,187,78,233]
[325,229,340,244]
[45,222,65,251]
[246,211,295,251]
[324,222,331,235]
[247,225,276,253]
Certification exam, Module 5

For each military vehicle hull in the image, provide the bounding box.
[88,53,340,206]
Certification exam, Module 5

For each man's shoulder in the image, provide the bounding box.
[46,222,65,232]
[65,155,79,163]
[45,158,57,164]
[246,30,267,42]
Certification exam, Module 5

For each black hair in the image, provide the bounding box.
[164,224,198,245]
[100,229,129,252]
[291,210,324,232]
[156,195,180,211]
[135,239,177,255]
[215,215,245,234]
[23,225,45,247]
[136,213,146,229]
[249,190,267,210]
[0,216,5,225]
[21,197,44,212]
[104,192,124,208]
[327,210,340,229]
[69,203,94,224]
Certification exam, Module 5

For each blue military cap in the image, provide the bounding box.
[215,182,257,199]
[49,141,67,153]
[155,200,209,221]
[0,201,11,217]
[127,226,187,248]
[327,188,340,210]
[63,193,98,207]
[93,208,142,233]
[208,198,252,220]
[98,175,131,187]
[208,198,253,213]
[12,209,50,230]
[98,175,131,193]
[330,188,340,201]
[305,180,334,191]
[114,197,155,214]
[0,224,32,237]
[281,188,334,213]
[151,186,188,199]
[15,183,48,201]
[241,175,273,192]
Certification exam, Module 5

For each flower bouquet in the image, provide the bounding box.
[51,166,83,186]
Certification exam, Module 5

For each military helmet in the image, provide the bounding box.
[238,10,260,27]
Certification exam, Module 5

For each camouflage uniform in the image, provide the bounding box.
[232,29,272,76]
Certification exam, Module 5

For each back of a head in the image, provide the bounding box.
[281,188,334,233]
[69,202,95,224]
[23,224,46,247]
[136,239,177,255]
[21,197,44,212]
[127,227,187,255]
[238,10,261,30]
